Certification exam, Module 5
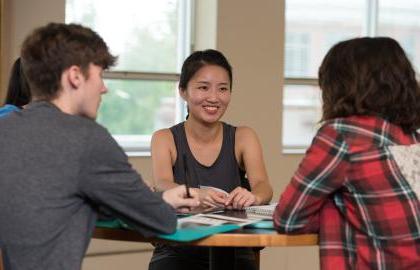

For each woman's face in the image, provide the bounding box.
[181,65,231,124]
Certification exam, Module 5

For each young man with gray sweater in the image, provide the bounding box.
[0,23,199,270]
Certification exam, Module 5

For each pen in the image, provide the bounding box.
[183,154,193,198]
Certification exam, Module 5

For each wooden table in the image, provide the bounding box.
[93,227,318,270]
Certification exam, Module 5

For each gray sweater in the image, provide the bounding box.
[0,101,177,270]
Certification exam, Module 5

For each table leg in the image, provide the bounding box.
[209,247,260,270]
[254,248,260,268]
[209,247,235,270]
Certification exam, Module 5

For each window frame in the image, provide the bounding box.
[92,0,193,155]
[282,0,380,153]
[103,71,182,155]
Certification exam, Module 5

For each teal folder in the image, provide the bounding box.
[95,219,241,242]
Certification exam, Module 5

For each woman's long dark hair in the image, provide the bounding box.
[5,58,31,107]
[319,37,420,133]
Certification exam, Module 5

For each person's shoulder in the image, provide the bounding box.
[152,128,172,139]
[235,125,258,139]
[320,115,384,135]
[26,101,104,131]
[317,118,348,136]
[152,128,175,146]
[84,118,110,135]
[153,122,184,143]
[51,111,113,146]
[234,125,261,147]
[316,116,385,147]
[72,118,126,159]
[60,112,106,133]
[151,128,177,159]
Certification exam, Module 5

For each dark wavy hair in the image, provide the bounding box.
[5,58,31,108]
[179,49,233,91]
[21,23,116,100]
[319,37,420,133]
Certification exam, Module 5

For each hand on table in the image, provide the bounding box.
[162,185,200,213]
[194,188,227,209]
[224,187,257,209]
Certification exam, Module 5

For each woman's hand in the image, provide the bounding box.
[194,188,227,208]
[224,187,257,209]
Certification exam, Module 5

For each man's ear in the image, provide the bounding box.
[67,65,84,89]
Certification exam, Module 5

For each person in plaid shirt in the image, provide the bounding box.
[274,37,420,269]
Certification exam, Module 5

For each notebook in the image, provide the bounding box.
[244,203,277,220]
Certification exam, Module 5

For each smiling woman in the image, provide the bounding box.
[149,49,273,270]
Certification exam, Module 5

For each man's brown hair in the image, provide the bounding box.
[21,23,116,100]
[319,37,420,133]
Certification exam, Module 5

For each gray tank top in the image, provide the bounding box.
[170,122,250,192]
[150,122,253,266]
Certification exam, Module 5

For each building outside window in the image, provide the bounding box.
[283,0,420,152]
[66,0,192,154]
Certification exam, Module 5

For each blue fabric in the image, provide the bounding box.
[0,104,20,118]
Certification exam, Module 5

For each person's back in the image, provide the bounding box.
[318,115,420,269]
[0,102,101,269]
[274,37,420,270]
[0,101,179,269]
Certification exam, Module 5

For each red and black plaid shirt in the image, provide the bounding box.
[274,116,420,269]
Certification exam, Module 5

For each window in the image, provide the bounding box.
[284,33,310,77]
[283,0,420,152]
[377,0,420,72]
[66,0,192,154]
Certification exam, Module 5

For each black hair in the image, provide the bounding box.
[179,49,233,91]
[5,58,31,108]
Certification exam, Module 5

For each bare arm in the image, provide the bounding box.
[225,126,273,208]
[151,129,179,191]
